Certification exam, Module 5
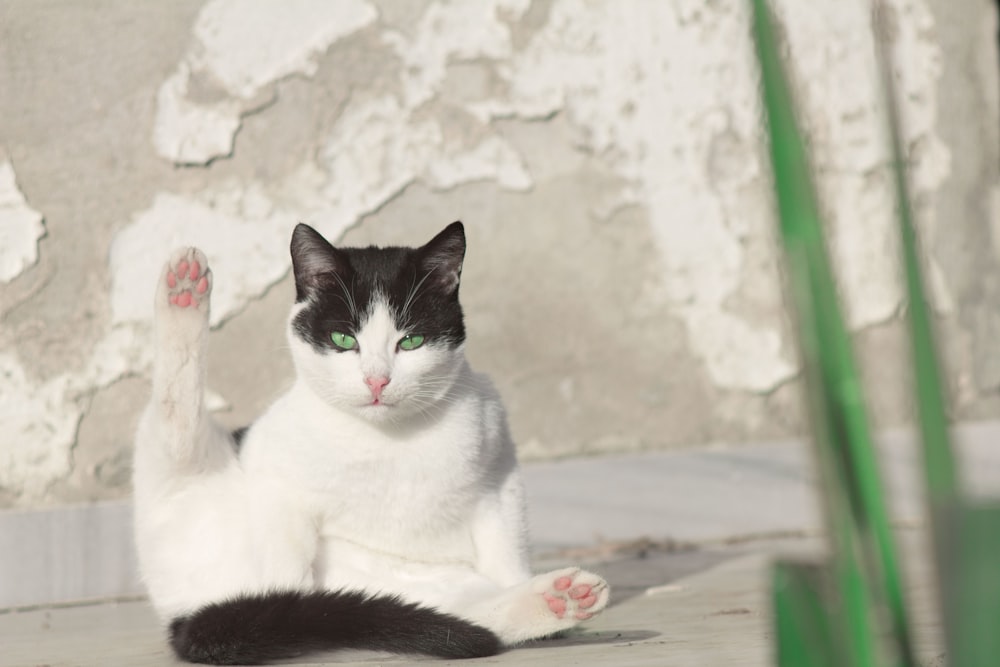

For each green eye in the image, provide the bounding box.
[399,334,425,351]
[331,331,357,350]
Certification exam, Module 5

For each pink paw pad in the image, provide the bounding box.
[164,249,211,310]
[542,592,566,618]
[170,291,192,308]
[553,577,573,591]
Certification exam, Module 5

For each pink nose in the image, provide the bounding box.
[365,376,390,401]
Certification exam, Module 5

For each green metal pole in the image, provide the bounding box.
[772,561,841,667]
[752,2,917,665]
[871,7,1000,667]
[870,1,958,511]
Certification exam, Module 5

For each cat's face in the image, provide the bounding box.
[287,222,467,424]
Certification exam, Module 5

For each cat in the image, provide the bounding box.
[132,221,610,664]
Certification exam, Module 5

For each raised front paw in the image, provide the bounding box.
[538,567,609,622]
[163,247,212,310]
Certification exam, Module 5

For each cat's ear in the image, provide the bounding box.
[290,223,350,301]
[420,221,466,293]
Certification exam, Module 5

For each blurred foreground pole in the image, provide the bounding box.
[872,4,1000,667]
[751,1,915,665]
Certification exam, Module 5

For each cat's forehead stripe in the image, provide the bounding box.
[359,298,401,339]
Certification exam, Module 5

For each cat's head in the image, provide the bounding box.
[287,222,468,424]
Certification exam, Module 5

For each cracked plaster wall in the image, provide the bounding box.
[1,0,999,508]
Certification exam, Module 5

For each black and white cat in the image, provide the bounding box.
[132,222,610,664]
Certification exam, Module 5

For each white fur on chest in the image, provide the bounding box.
[241,369,506,565]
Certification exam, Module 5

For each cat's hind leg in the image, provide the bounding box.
[461,567,610,646]
[135,248,229,475]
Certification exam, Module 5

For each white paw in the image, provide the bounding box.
[536,567,609,623]
[462,567,611,646]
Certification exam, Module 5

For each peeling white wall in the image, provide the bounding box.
[781,1,951,330]
[471,1,802,392]
[0,161,45,284]
[154,0,378,164]
[0,0,997,507]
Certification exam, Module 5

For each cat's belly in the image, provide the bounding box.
[317,507,478,570]
[315,532,497,609]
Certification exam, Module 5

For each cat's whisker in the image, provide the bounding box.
[398,269,435,330]
[330,271,359,322]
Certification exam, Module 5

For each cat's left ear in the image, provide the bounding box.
[420,221,466,293]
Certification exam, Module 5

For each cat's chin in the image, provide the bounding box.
[352,401,406,424]
[350,398,442,426]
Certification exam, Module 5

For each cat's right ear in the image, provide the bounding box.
[290,223,350,301]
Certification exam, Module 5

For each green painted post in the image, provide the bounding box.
[870,1,958,515]
[756,1,1000,664]
[751,1,916,665]
[772,561,840,667]
[872,6,1000,667]
[941,504,1000,667]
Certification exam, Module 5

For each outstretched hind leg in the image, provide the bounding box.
[141,247,222,469]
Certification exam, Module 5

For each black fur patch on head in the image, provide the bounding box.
[289,222,467,354]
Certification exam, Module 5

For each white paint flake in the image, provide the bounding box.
[192,0,378,100]
[310,94,530,229]
[0,324,152,500]
[384,0,527,108]
[154,0,378,164]
[0,355,78,498]
[153,64,244,166]
[0,161,45,283]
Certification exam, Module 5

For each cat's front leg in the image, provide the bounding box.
[466,458,610,643]
[470,471,532,587]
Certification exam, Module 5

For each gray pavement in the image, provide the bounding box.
[5,421,999,666]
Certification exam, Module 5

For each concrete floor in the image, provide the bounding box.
[1,548,772,667]
[5,421,997,666]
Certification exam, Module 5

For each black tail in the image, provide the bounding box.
[168,589,502,664]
